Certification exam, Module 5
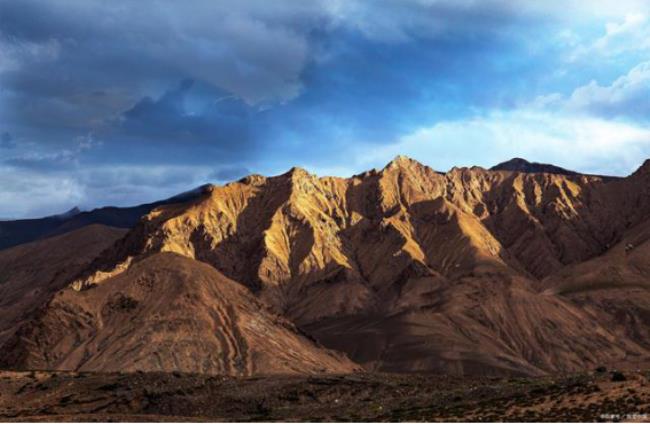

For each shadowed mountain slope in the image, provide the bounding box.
[0,225,127,351]
[1,253,358,375]
[490,158,579,176]
[541,211,650,369]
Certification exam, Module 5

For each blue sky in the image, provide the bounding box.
[1,0,650,217]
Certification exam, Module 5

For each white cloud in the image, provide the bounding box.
[297,53,650,179]
[532,0,650,20]
[0,37,60,73]
[568,61,650,115]
[593,13,649,52]
[356,110,650,176]
[602,13,645,37]
[0,163,216,219]
[567,12,650,61]
[0,167,83,218]
[535,61,650,119]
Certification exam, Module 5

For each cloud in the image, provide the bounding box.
[323,0,526,43]
[528,0,650,18]
[114,79,261,165]
[4,151,79,170]
[258,26,542,161]
[598,13,647,43]
[208,166,251,182]
[0,166,84,218]
[2,0,650,217]
[358,110,650,176]
[0,36,60,73]
[325,1,650,44]
[75,164,216,213]
[0,0,560,112]
[535,61,650,121]
[0,163,214,218]
[3,133,101,170]
[567,61,650,119]
[563,12,650,63]
[75,133,101,151]
[0,1,313,104]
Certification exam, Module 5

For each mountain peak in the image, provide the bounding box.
[237,174,266,186]
[53,207,81,220]
[384,155,423,171]
[283,166,311,179]
[497,157,529,167]
[165,184,215,203]
[490,158,578,176]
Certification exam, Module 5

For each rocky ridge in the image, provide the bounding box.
[3,157,650,376]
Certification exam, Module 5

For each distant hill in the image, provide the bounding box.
[490,157,579,175]
[0,185,212,251]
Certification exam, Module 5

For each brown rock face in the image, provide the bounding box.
[3,157,650,376]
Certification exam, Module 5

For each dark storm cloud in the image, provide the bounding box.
[0,0,553,217]
[3,0,641,218]
[0,0,313,103]
[119,80,254,149]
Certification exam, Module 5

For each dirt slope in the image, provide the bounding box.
[542,217,650,369]
[0,225,127,349]
[1,253,357,375]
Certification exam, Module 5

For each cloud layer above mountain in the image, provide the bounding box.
[1,0,650,217]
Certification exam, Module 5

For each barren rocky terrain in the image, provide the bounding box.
[1,156,650,420]
[3,157,650,376]
[0,369,649,421]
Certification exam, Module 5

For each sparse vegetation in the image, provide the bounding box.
[0,370,648,422]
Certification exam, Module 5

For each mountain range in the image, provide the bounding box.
[1,157,649,377]
[0,185,213,251]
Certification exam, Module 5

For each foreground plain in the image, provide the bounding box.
[0,369,649,421]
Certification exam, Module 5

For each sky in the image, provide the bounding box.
[1,0,650,218]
